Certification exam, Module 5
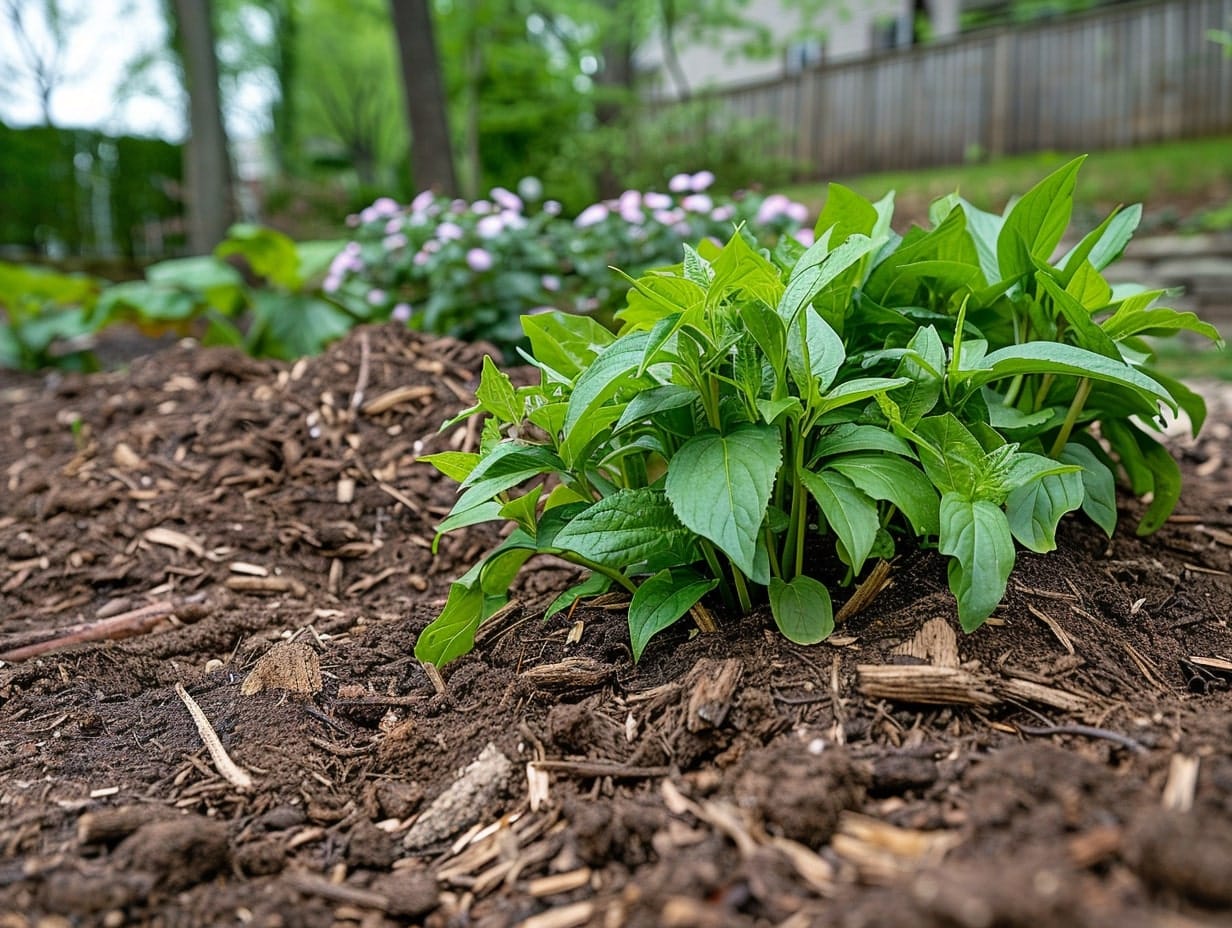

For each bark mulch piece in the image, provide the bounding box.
[1,323,1230,927]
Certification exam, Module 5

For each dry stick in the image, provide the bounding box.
[0,600,178,662]
[1016,723,1148,755]
[529,760,672,779]
[350,329,372,411]
[174,683,254,789]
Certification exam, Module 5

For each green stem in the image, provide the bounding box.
[1049,377,1092,457]
[1002,374,1025,407]
[558,553,638,595]
[1033,373,1056,412]
[764,523,783,580]
[699,540,736,610]
[730,564,753,613]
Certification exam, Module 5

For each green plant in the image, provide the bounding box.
[92,224,357,360]
[0,262,101,371]
[414,157,1222,668]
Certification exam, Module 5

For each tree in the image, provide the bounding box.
[389,0,458,195]
[172,0,236,252]
[0,0,90,125]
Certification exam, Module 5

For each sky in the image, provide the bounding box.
[1,0,183,139]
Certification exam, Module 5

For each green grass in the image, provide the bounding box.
[783,136,1232,228]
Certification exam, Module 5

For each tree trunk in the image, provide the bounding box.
[388,0,458,196]
[172,0,235,254]
[594,2,634,199]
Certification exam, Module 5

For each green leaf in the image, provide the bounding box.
[800,468,880,573]
[939,493,1016,632]
[216,223,303,290]
[1060,203,1141,275]
[452,443,562,514]
[779,233,875,324]
[563,331,652,439]
[890,325,946,426]
[1141,367,1207,437]
[665,424,781,583]
[476,356,520,422]
[757,396,804,425]
[247,292,354,359]
[1136,434,1182,536]
[499,485,544,535]
[969,342,1174,412]
[914,414,987,497]
[521,312,613,382]
[1101,419,1154,496]
[787,307,845,396]
[544,572,612,621]
[419,451,481,483]
[813,424,915,459]
[628,569,718,662]
[1006,469,1084,553]
[1059,443,1117,537]
[817,376,911,415]
[414,582,485,666]
[435,500,505,536]
[614,384,700,433]
[768,576,834,645]
[816,183,878,241]
[1101,304,1223,346]
[959,198,1004,284]
[552,488,693,568]
[682,243,714,286]
[1036,273,1120,360]
[997,156,1085,280]
[827,454,940,536]
[741,300,787,379]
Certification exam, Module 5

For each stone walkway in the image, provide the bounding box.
[1105,232,1232,333]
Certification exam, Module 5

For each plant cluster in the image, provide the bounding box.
[417,158,1222,668]
[325,174,809,356]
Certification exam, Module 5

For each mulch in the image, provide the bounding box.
[1,323,1230,928]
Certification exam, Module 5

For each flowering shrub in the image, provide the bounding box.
[326,173,810,357]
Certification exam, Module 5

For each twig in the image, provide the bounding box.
[529,760,672,779]
[350,329,371,411]
[0,600,178,662]
[1016,723,1148,755]
[174,683,254,789]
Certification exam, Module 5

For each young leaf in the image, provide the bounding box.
[914,414,987,497]
[1059,443,1117,537]
[799,468,880,573]
[997,156,1085,281]
[476,355,521,422]
[628,569,718,662]
[889,325,945,426]
[815,182,878,242]
[787,307,845,396]
[812,423,915,459]
[1006,469,1084,553]
[614,384,700,434]
[414,583,484,666]
[419,451,480,483]
[665,424,782,583]
[768,576,834,645]
[543,572,612,621]
[551,488,694,569]
[562,330,652,439]
[816,377,911,415]
[1136,434,1182,536]
[827,454,940,536]
[1059,203,1141,276]
[939,493,1016,632]
[521,311,613,381]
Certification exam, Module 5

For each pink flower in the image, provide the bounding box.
[644,191,672,210]
[681,194,713,213]
[690,171,715,192]
[653,208,684,226]
[796,228,815,246]
[466,248,493,272]
[471,199,492,215]
[423,239,441,254]
[543,200,562,216]
[385,218,403,234]
[413,250,430,266]
[668,173,691,193]
[411,190,436,213]
[391,302,413,323]
[367,288,386,305]
[477,215,504,238]
[785,201,809,224]
[490,186,522,213]
[756,194,790,225]
[372,197,399,217]
[710,204,735,222]
[437,222,463,242]
[323,274,341,293]
[383,233,408,251]
[575,203,609,228]
[541,274,561,292]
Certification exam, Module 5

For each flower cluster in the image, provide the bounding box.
[325,175,811,356]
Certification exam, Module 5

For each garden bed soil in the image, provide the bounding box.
[1,323,1230,928]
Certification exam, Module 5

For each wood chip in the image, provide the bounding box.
[404,743,513,849]
[520,658,614,691]
[831,812,960,884]
[527,868,592,897]
[893,617,959,668]
[518,901,595,928]
[112,442,143,469]
[228,562,269,577]
[1027,603,1075,654]
[174,683,253,790]
[144,526,206,558]
[1162,754,1200,813]
[240,641,322,696]
[224,575,308,597]
[361,385,435,415]
[685,658,743,732]
[835,559,893,624]
[857,665,1000,707]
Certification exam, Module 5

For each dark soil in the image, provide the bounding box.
[1,323,1230,928]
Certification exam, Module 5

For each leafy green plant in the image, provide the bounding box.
[0,262,101,371]
[413,158,1219,667]
[91,224,357,360]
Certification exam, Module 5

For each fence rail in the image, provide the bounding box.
[668,0,1232,177]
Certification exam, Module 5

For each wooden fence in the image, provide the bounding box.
[669,0,1232,177]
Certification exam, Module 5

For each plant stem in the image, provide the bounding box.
[699,539,736,610]
[730,565,753,613]
[1049,377,1092,457]
[558,553,638,594]
[1033,373,1056,412]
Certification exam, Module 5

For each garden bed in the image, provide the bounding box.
[1,323,1230,927]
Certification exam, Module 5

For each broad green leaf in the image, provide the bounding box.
[217,223,303,290]
[682,243,714,286]
[1064,259,1113,310]
[1101,304,1223,346]
[864,207,972,302]
[1000,451,1080,493]
[1137,434,1182,536]
[709,229,783,309]
[1006,469,1084,553]
[741,300,787,378]
[939,493,1016,632]
[1036,273,1120,360]
[614,384,700,433]
[813,423,915,459]
[1059,443,1117,537]
[757,396,804,425]
[665,424,781,583]
[800,468,880,573]
[435,500,504,536]
[997,156,1085,281]
[552,488,693,569]
[414,582,484,666]
[419,451,480,483]
[563,330,652,439]
[628,569,718,662]
[247,292,354,359]
[827,454,940,535]
[1140,367,1207,437]
[768,576,834,645]
[476,356,520,422]
[959,198,1003,284]
[522,312,613,382]
[817,376,912,415]
[1102,418,1154,496]
[543,572,612,621]
[969,342,1174,412]
[816,182,878,241]
[914,414,986,497]
[779,233,875,324]
[499,485,544,535]
[452,444,562,513]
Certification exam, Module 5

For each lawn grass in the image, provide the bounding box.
[782,136,1232,226]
